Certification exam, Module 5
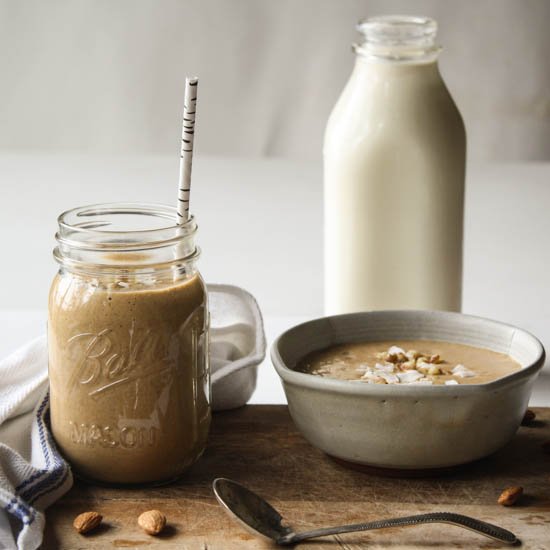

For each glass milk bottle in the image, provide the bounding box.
[324,16,466,314]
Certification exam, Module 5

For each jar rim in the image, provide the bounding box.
[54,202,199,272]
[58,202,195,237]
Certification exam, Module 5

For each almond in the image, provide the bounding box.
[138,510,166,536]
[521,409,536,425]
[497,486,523,506]
[73,511,102,534]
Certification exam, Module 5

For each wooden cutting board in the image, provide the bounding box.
[43,406,550,549]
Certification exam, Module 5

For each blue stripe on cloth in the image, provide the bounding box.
[36,393,51,469]
[20,430,68,503]
[29,466,70,506]
[3,391,69,530]
[21,459,67,503]
[5,497,36,526]
[18,392,70,503]
[14,392,51,492]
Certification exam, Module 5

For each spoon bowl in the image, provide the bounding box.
[212,478,292,541]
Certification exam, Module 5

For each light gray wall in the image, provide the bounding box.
[1,0,549,161]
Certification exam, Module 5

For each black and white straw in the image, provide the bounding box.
[177,77,198,224]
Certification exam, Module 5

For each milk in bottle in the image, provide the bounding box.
[324,16,466,314]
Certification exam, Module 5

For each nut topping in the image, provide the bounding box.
[357,346,475,385]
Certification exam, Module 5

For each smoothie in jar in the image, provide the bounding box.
[48,204,210,485]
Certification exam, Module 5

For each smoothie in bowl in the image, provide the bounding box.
[272,310,545,471]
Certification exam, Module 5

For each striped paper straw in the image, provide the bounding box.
[177,77,198,224]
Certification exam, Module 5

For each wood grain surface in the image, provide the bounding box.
[43,406,550,549]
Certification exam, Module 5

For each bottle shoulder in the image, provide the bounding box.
[324,65,465,155]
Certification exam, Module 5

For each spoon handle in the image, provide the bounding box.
[279,512,518,546]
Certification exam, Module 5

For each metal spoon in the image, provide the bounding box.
[212,478,518,546]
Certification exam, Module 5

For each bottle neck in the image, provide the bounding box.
[354,15,441,64]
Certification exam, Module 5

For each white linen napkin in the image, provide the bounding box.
[209,284,266,410]
[0,284,265,549]
[0,336,70,550]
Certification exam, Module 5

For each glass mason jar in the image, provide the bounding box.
[324,15,466,314]
[48,203,210,485]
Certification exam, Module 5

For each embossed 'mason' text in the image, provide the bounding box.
[69,421,158,448]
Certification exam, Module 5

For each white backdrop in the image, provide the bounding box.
[1,0,549,161]
[1,0,550,312]
[1,2,549,404]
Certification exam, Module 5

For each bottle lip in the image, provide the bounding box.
[355,15,441,62]
[357,15,437,43]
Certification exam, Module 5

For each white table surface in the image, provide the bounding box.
[0,154,549,405]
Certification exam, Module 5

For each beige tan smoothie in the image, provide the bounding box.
[48,272,209,485]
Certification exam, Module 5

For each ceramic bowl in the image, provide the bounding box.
[271,310,545,471]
